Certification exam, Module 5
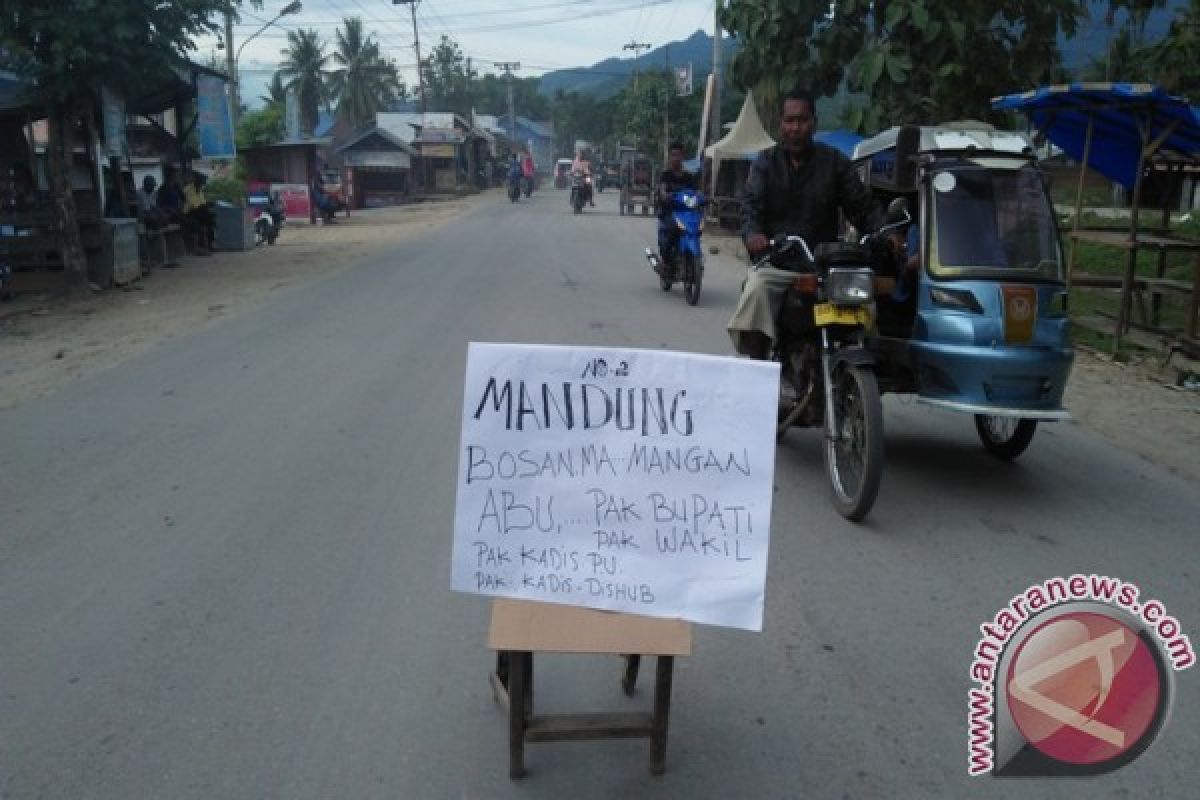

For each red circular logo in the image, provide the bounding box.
[1005,612,1164,766]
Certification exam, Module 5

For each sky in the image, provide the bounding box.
[198,0,719,108]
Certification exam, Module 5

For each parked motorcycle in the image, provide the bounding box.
[645,188,705,305]
[570,171,592,214]
[248,190,285,246]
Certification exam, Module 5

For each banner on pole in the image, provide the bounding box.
[196,74,236,159]
[675,64,693,97]
[100,87,127,157]
[451,343,780,631]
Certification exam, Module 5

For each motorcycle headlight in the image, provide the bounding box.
[675,217,687,230]
[826,268,874,305]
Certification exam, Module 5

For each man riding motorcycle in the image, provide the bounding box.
[571,150,595,207]
[506,154,523,200]
[726,87,883,359]
[656,141,698,272]
[520,150,536,195]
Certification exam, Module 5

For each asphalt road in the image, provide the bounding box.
[2,187,1197,799]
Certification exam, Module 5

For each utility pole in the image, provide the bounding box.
[623,41,652,91]
[224,10,237,127]
[495,62,521,147]
[711,2,722,150]
[393,0,425,112]
[663,44,670,164]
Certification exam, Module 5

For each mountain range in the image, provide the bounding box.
[536,1,1188,98]
[537,30,733,97]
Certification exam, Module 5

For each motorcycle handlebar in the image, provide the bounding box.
[752,234,814,270]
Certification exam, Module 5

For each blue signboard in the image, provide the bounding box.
[196,74,236,159]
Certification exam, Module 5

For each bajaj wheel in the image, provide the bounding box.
[974,416,1037,460]
[824,365,884,522]
[682,252,701,306]
[254,219,269,246]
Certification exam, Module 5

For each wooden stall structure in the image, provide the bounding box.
[993,83,1200,354]
[240,139,332,224]
[335,127,416,208]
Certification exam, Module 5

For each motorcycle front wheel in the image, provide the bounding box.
[824,365,884,522]
[682,251,701,306]
[974,416,1037,460]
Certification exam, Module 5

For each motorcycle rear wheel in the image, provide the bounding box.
[682,252,701,306]
[974,416,1037,460]
[824,365,884,522]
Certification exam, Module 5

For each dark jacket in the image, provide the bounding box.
[741,142,882,252]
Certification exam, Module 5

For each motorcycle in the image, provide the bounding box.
[507,175,521,203]
[522,175,534,198]
[248,190,285,246]
[570,171,592,214]
[645,189,705,306]
[765,215,910,521]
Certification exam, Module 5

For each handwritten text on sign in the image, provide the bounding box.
[451,343,779,631]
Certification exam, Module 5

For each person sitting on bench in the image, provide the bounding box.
[136,175,169,230]
[183,171,215,255]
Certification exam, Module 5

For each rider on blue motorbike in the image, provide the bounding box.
[656,141,698,270]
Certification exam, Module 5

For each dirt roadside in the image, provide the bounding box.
[0,198,481,412]
[3,215,1197,483]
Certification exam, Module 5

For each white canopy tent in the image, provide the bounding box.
[705,92,776,193]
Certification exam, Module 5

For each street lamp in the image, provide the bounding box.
[230,1,303,125]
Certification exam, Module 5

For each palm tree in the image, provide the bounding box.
[261,71,288,109]
[328,17,405,129]
[278,28,329,135]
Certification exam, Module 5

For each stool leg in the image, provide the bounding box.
[650,656,674,775]
[622,654,641,696]
[508,651,527,780]
[522,649,534,718]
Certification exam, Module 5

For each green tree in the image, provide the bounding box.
[1143,0,1200,97]
[261,71,288,109]
[549,88,620,157]
[475,74,551,121]
[0,0,226,292]
[719,0,1095,133]
[236,105,284,148]
[327,17,405,129]
[278,27,329,135]
[421,35,473,116]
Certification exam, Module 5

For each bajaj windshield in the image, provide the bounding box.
[931,164,1063,281]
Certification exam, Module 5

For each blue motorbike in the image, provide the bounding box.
[646,189,705,305]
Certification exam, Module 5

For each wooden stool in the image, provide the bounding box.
[486,598,691,779]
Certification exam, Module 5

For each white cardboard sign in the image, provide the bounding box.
[451,343,780,631]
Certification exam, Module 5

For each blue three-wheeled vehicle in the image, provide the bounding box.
[769,124,1074,521]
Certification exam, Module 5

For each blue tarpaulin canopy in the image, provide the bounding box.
[815,129,864,158]
[991,83,1200,189]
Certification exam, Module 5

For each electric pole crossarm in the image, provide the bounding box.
[494,62,522,147]
[623,41,652,91]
